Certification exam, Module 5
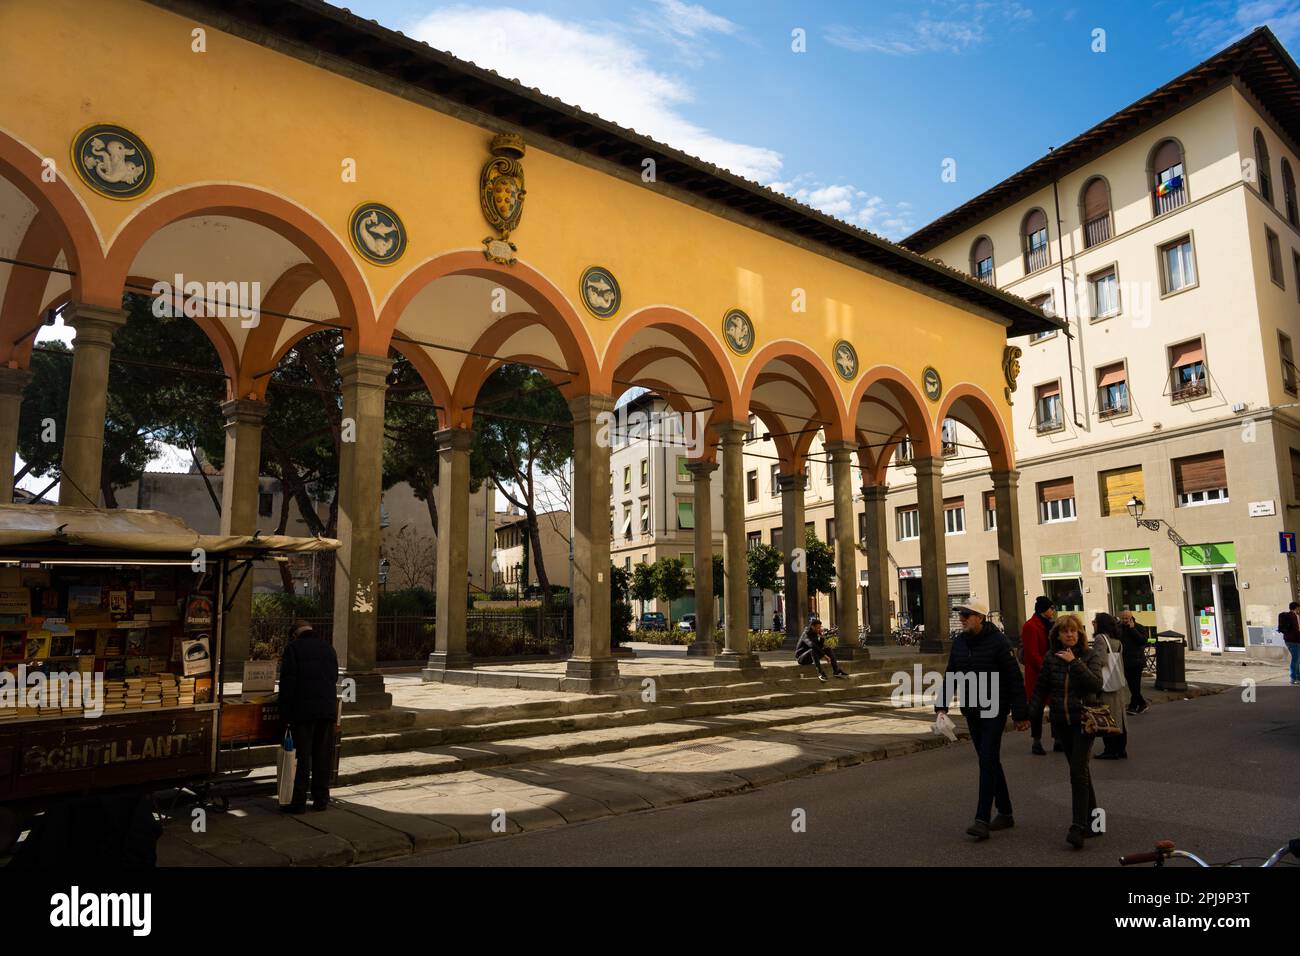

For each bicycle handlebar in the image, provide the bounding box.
[1119,850,1162,866]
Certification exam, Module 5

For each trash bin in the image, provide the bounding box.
[1154,631,1187,692]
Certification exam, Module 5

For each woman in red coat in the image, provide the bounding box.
[1020,596,1055,755]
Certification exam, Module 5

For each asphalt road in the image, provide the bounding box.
[381,682,1300,867]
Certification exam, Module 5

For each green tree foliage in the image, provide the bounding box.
[469,364,573,603]
[381,352,441,533]
[609,564,633,647]
[712,553,725,599]
[654,556,689,625]
[747,542,784,594]
[803,528,836,597]
[630,561,657,611]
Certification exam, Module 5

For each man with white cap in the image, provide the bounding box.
[935,597,1030,841]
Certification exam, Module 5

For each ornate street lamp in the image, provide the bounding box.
[1126,496,1144,521]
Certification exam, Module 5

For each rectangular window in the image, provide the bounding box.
[983,491,997,531]
[1025,227,1050,273]
[1038,477,1077,524]
[1034,381,1064,433]
[1291,448,1300,500]
[1282,332,1297,396]
[623,466,631,493]
[675,456,691,483]
[975,256,994,284]
[944,497,965,535]
[258,491,274,518]
[825,518,835,543]
[746,469,758,502]
[1173,451,1228,508]
[1160,236,1197,294]
[746,530,761,551]
[639,458,648,486]
[1090,267,1119,319]
[895,437,914,464]
[1154,162,1186,215]
[746,415,757,441]
[771,527,783,553]
[640,501,650,534]
[1168,338,1208,401]
[1028,293,1056,342]
[1096,362,1130,418]
[1099,465,1144,517]
[1266,228,1285,287]
[676,500,694,530]
[896,507,920,541]
[1294,251,1300,304]
[858,511,868,544]
[622,507,633,539]
[941,419,958,457]
[770,464,780,497]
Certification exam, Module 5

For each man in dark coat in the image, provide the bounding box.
[794,615,847,682]
[278,621,340,813]
[936,598,1029,841]
[1278,602,1300,685]
[1020,596,1055,754]
[1117,610,1150,713]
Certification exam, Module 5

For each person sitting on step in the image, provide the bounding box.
[794,615,847,682]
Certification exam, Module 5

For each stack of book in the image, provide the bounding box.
[140,676,163,709]
[158,674,179,708]
[177,676,196,706]
[124,677,146,709]
[102,679,127,712]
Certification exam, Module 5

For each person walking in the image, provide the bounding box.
[278,620,340,814]
[1028,614,1105,849]
[1092,613,1131,760]
[935,598,1029,841]
[1277,601,1300,685]
[794,615,847,682]
[1117,610,1150,713]
[1020,596,1056,755]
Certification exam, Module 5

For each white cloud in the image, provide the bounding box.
[1168,0,1300,50]
[407,5,780,181]
[769,176,916,239]
[824,1,1034,56]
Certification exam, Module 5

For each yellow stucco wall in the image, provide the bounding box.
[1,0,1017,450]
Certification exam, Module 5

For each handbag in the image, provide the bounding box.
[276,729,298,806]
[1065,664,1121,736]
[1099,635,1127,693]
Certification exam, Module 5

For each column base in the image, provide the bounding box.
[919,636,948,655]
[422,651,474,682]
[714,650,762,670]
[781,631,800,651]
[610,645,636,659]
[340,671,391,712]
[833,642,863,660]
[560,656,621,693]
[685,639,718,657]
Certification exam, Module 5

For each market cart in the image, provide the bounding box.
[0,504,339,848]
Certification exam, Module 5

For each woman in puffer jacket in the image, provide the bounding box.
[1091,612,1131,760]
[1028,613,1105,849]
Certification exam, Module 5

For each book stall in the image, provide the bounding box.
[0,505,339,827]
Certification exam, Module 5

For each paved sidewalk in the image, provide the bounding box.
[154,669,1242,867]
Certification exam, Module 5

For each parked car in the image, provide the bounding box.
[677,614,697,632]
[639,612,668,631]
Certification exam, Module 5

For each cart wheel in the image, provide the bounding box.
[0,805,21,857]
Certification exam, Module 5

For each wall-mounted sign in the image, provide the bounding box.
[1179,542,1236,569]
[1248,500,1276,517]
[480,132,526,265]
[1105,548,1152,573]
[71,123,155,200]
[922,366,943,402]
[1040,552,1081,577]
[1281,531,1297,554]
[580,266,621,319]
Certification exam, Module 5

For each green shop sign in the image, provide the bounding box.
[1180,542,1236,569]
[1040,552,1081,577]
[1105,548,1152,573]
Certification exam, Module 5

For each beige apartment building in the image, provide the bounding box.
[492,509,571,595]
[609,392,725,626]
[895,28,1300,657]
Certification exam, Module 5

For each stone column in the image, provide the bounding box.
[914,456,950,654]
[0,366,32,504]
[217,398,269,682]
[862,483,890,646]
[825,441,861,659]
[993,469,1026,642]
[564,393,620,692]
[714,421,759,669]
[332,353,392,710]
[685,459,718,657]
[424,427,474,677]
[778,469,808,650]
[59,304,127,507]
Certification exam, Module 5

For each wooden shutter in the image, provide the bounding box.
[1099,465,1144,517]
[1097,362,1126,387]
[1173,452,1226,494]
[944,496,963,511]
[983,491,996,512]
[1024,208,1047,233]
[1153,139,1181,173]
[1039,477,1075,502]
[1035,381,1061,400]
[1083,178,1109,219]
[1169,339,1204,368]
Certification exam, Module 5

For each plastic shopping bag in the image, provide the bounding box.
[933,711,958,742]
[276,729,297,806]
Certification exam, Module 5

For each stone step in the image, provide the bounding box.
[340,692,624,734]
[225,696,905,792]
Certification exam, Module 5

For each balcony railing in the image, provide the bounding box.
[1083,215,1111,248]
[1098,399,1129,419]
[1035,417,1064,434]
[1153,182,1187,216]
[1024,245,1051,273]
[1170,379,1208,402]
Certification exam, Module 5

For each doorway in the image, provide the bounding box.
[1184,571,1243,651]
[899,574,924,629]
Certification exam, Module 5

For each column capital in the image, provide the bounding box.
[991,468,1021,489]
[861,483,889,502]
[567,392,615,421]
[0,366,32,397]
[337,352,393,389]
[822,439,858,459]
[776,471,806,492]
[435,426,475,452]
[684,459,718,478]
[911,456,945,479]
[220,397,270,426]
[66,303,127,348]
[709,419,749,443]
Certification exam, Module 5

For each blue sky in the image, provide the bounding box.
[344,0,1300,239]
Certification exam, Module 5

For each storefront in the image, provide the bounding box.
[898,567,923,628]
[946,563,970,631]
[1180,542,1243,652]
[0,506,337,822]
[1039,552,1083,613]
[1104,547,1156,635]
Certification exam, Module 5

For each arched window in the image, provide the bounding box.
[1255,129,1273,204]
[1080,176,1112,247]
[970,236,995,284]
[1283,158,1298,227]
[1150,139,1187,216]
[1022,208,1050,273]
